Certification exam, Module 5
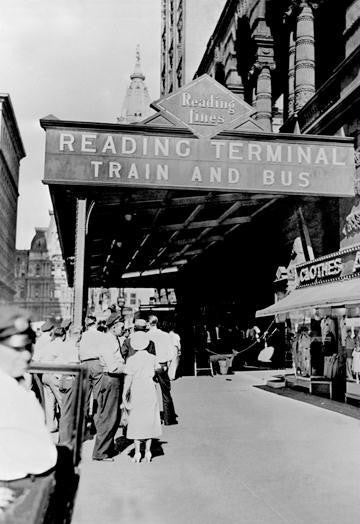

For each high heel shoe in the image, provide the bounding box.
[144,451,152,463]
[132,453,141,463]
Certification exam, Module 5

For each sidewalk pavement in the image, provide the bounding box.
[72,371,360,524]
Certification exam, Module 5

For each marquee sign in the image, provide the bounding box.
[41,75,355,197]
[296,244,360,287]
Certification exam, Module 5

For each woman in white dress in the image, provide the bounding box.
[122,319,162,463]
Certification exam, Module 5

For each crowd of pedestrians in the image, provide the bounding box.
[0,303,182,504]
[31,308,180,464]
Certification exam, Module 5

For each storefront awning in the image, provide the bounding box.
[256,277,359,317]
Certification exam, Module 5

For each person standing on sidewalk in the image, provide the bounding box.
[148,315,178,425]
[33,326,66,432]
[0,306,57,481]
[57,328,80,449]
[168,325,181,380]
[121,319,162,463]
[91,313,125,461]
[78,316,104,429]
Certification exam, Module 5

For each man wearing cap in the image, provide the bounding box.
[89,313,125,461]
[78,315,105,429]
[0,306,57,481]
[148,315,178,425]
[33,327,67,432]
[33,319,55,361]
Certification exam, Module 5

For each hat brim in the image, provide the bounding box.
[130,332,149,351]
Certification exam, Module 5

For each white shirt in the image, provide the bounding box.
[33,332,53,361]
[78,326,104,360]
[148,327,177,363]
[56,339,79,365]
[0,368,57,481]
[169,331,181,352]
[33,338,65,363]
[98,333,124,373]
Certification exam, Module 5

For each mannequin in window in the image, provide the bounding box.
[352,330,360,383]
[344,328,355,379]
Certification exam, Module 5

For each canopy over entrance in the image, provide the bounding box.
[40,75,355,330]
[50,182,285,288]
[256,278,359,317]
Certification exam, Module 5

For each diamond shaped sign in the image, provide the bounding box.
[151,74,255,138]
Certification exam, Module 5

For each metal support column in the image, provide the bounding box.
[73,197,87,332]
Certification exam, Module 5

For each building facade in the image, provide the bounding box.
[14,212,73,321]
[160,0,227,95]
[158,0,359,374]
[0,94,26,304]
[193,0,359,203]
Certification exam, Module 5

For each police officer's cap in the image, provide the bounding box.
[41,319,54,332]
[61,318,72,329]
[0,306,35,347]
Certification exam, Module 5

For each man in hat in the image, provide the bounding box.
[78,315,105,429]
[33,319,55,360]
[89,313,125,461]
[148,315,178,425]
[0,306,57,481]
[33,326,66,432]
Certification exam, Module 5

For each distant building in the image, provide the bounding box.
[0,93,26,304]
[160,0,227,95]
[14,212,73,322]
[88,287,157,318]
[117,45,153,124]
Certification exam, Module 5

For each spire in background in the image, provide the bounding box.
[131,44,145,81]
[117,45,152,124]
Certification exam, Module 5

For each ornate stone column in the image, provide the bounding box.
[250,12,275,132]
[288,29,296,117]
[255,64,273,131]
[294,0,316,111]
[73,197,87,333]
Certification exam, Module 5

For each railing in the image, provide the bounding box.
[0,364,88,524]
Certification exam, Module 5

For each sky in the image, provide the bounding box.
[0,0,225,249]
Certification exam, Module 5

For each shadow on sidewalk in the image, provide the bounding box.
[254,385,360,420]
[114,435,168,461]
